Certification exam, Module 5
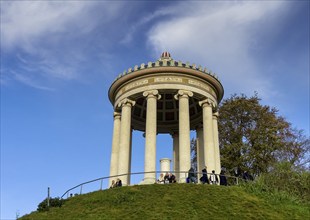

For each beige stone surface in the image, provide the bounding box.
[117,99,135,186]
[142,90,160,184]
[175,90,193,183]
[213,112,221,174]
[160,158,171,174]
[199,98,216,173]
[109,112,121,186]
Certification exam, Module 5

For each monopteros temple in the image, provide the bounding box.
[108,52,224,185]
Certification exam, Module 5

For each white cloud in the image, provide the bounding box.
[3,2,84,50]
[1,1,124,87]
[1,1,122,51]
[146,1,287,99]
[120,7,177,45]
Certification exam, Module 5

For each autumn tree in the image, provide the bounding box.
[218,94,309,176]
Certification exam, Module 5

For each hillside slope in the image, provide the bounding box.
[20,184,309,219]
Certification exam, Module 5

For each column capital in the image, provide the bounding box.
[143,89,161,100]
[199,98,216,108]
[160,158,172,163]
[118,98,136,108]
[174,90,193,100]
[113,112,121,119]
[212,111,219,119]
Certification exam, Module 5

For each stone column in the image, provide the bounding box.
[199,98,216,173]
[109,112,121,186]
[160,158,171,174]
[171,132,179,181]
[213,112,221,174]
[117,98,135,186]
[175,90,193,183]
[128,127,133,184]
[196,126,204,182]
[142,90,161,184]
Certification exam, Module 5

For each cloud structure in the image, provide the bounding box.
[1,1,309,219]
[147,1,299,97]
[1,1,125,88]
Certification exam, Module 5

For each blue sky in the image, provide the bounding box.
[1,1,309,219]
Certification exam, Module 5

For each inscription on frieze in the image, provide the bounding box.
[125,79,149,91]
[116,76,216,100]
[154,77,182,83]
[188,79,210,92]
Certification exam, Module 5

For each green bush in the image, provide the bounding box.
[241,162,310,203]
[37,197,64,212]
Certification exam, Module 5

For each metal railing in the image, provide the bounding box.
[60,171,242,199]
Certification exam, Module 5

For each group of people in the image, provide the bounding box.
[110,178,122,188]
[109,167,253,188]
[157,167,228,186]
[157,166,254,186]
[157,172,177,184]
[196,166,227,186]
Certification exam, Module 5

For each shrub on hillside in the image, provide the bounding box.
[37,197,64,212]
[242,162,310,203]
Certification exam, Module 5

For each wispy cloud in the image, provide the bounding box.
[146,1,288,99]
[11,70,55,91]
[1,0,307,108]
[120,7,176,45]
[1,1,124,87]
[1,1,125,51]
[2,1,92,50]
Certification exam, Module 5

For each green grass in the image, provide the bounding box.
[20,184,309,220]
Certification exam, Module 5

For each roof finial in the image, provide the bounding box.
[160,51,172,60]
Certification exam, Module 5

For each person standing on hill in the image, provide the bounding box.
[219,170,227,186]
[116,178,122,187]
[164,172,170,184]
[209,170,218,185]
[157,173,165,184]
[110,180,117,188]
[169,173,176,183]
[199,166,209,184]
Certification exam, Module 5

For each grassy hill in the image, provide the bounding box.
[20,184,309,220]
